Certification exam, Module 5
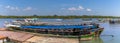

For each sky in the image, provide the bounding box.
[0,0,120,16]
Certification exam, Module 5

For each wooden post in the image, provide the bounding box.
[2,39,4,43]
[78,29,81,43]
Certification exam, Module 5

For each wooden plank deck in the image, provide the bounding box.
[0,31,34,42]
[0,28,8,31]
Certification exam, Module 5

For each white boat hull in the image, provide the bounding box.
[5,24,20,27]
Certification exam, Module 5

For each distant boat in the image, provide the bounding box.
[4,21,20,27]
[109,20,115,24]
[4,18,48,27]
[56,19,63,21]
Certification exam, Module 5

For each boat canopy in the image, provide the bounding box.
[20,25,96,29]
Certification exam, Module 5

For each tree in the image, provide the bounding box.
[53,14,58,16]
[33,14,38,16]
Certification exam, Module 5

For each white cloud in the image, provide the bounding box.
[5,5,10,9]
[67,5,92,12]
[68,7,77,10]
[68,5,84,11]
[15,7,20,11]
[86,8,92,11]
[5,5,20,11]
[78,6,84,10]
[23,7,32,11]
[5,5,33,11]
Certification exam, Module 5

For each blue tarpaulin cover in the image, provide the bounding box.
[20,25,96,29]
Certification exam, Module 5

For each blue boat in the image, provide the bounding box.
[5,18,104,38]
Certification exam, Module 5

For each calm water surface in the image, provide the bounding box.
[0,18,120,43]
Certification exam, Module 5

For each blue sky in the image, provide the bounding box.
[0,0,120,16]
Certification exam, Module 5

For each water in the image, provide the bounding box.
[0,18,15,28]
[0,18,120,43]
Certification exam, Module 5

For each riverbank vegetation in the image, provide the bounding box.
[0,15,119,19]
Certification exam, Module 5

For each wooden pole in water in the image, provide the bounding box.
[2,39,4,43]
[78,29,81,43]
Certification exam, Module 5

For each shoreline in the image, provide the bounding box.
[0,16,119,19]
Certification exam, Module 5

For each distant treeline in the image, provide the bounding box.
[0,15,119,18]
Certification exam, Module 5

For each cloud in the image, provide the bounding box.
[78,6,84,10]
[15,7,19,11]
[5,5,33,11]
[5,5,20,11]
[68,6,84,11]
[5,5,10,9]
[86,8,92,11]
[68,7,77,10]
[23,7,32,11]
[67,5,92,12]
